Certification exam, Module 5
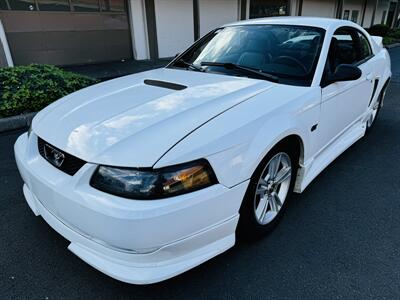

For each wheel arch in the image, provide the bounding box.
[272,134,305,166]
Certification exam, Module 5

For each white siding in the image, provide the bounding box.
[291,0,300,16]
[375,0,391,25]
[362,0,376,27]
[128,0,150,60]
[154,0,194,58]
[198,0,239,38]
[302,0,337,18]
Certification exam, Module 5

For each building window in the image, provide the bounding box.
[37,0,70,11]
[351,10,359,23]
[101,0,125,12]
[1,0,126,11]
[72,0,99,12]
[249,0,289,18]
[343,10,350,20]
[8,0,36,10]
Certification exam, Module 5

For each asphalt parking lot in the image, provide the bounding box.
[1,49,400,299]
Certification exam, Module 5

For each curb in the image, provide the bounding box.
[386,43,400,49]
[0,112,36,133]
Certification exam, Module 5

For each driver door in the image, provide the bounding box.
[316,27,375,152]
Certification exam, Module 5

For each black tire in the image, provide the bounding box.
[236,141,299,242]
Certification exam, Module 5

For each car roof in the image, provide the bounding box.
[225,16,355,30]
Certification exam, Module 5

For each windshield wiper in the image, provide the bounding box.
[200,62,279,83]
[175,58,204,72]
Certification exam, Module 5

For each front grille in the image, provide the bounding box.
[37,137,86,176]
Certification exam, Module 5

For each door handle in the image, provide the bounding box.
[366,73,373,81]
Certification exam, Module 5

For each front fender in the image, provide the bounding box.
[155,86,320,188]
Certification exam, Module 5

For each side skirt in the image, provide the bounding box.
[294,121,366,193]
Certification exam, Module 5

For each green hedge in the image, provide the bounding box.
[367,24,391,37]
[0,64,97,118]
[387,28,400,39]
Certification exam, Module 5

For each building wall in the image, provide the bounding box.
[129,0,149,60]
[198,0,239,37]
[1,0,399,66]
[154,0,194,58]
[342,0,364,24]
[361,0,392,26]
[0,11,132,66]
[362,0,376,27]
[301,0,337,18]
[375,0,391,24]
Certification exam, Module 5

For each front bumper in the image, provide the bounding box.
[14,133,248,284]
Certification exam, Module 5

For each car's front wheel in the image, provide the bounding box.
[237,143,298,240]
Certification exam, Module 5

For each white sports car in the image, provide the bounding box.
[15,17,391,284]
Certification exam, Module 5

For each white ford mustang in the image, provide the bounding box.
[15,17,391,284]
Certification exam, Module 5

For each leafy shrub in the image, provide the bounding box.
[383,36,396,45]
[0,64,97,118]
[367,24,390,37]
[387,28,400,39]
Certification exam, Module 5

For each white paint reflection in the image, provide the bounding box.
[66,79,255,158]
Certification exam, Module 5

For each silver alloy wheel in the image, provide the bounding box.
[254,152,292,225]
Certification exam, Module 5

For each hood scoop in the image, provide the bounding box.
[144,79,187,91]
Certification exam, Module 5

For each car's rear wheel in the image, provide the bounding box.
[366,84,387,133]
[237,143,298,241]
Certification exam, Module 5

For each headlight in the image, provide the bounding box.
[90,159,218,200]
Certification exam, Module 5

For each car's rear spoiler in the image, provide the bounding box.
[371,36,383,48]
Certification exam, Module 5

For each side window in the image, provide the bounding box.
[326,27,373,74]
[331,28,358,66]
[357,31,372,61]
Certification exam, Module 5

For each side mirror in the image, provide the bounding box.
[323,64,362,87]
[174,53,180,58]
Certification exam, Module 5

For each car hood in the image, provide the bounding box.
[33,68,274,167]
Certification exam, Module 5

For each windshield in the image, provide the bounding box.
[169,25,325,86]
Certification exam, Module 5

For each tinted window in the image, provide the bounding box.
[333,29,358,65]
[358,31,372,60]
[8,0,36,10]
[171,25,325,87]
[37,0,70,11]
[72,0,99,11]
[325,27,373,75]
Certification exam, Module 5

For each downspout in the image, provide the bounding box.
[240,0,247,20]
[0,20,13,67]
[361,0,367,27]
[193,0,200,41]
[392,1,400,28]
[336,0,344,19]
[298,0,303,16]
[371,0,378,27]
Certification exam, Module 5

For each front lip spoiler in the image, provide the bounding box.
[26,185,160,255]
